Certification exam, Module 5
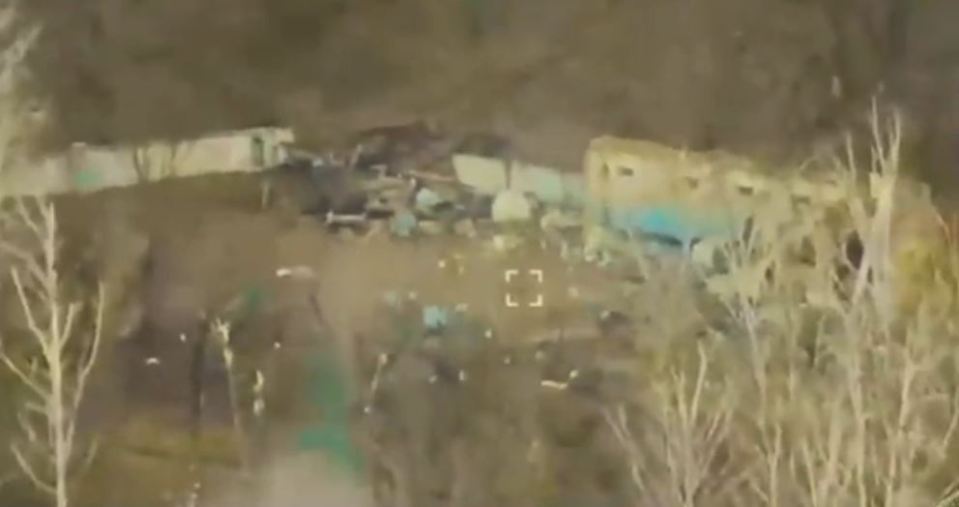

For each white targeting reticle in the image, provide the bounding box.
[504,269,544,308]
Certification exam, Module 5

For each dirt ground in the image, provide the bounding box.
[16,0,959,191]
[0,170,653,507]
[3,1,959,505]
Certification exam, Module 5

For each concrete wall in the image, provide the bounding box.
[0,127,294,196]
[583,136,852,243]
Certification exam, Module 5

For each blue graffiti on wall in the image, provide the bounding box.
[606,204,742,247]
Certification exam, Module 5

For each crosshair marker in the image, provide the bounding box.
[503,268,546,308]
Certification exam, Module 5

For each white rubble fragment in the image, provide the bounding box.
[540,209,581,230]
[690,238,724,272]
[491,234,523,252]
[453,154,509,195]
[453,218,477,237]
[414,187,444,213]
[390,210,417,237]
[510,163,565,204]
[276,265,317,279]
[418,220,444,235]
[491,189,532,223]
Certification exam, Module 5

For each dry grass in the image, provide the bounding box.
[603,107,959,507]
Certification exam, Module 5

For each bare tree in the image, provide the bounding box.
[0,198,105,507]
[0,0,41,178]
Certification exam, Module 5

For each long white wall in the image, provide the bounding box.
[0,127,295,196]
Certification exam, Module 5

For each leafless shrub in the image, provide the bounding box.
[0,0,40,178]
[0,198,105,507]
[607,105,959,507]
[211,318,252,475]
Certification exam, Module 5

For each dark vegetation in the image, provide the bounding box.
[17,0,959,189]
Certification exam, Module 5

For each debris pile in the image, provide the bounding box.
[272,123,945,311]
[271,122,588,253]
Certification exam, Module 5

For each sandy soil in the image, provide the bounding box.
[0,171,644,506]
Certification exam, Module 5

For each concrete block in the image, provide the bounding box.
[453,154,508,195]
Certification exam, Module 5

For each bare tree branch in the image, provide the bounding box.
[11,443,55,495]
[1,199,106,507]
[11,268,47,344]
[0,339,45,397]
[57,303,81,354]
[0,241,46,282]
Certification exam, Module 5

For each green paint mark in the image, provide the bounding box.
[308,354,350,419]
[383,298,425,347]
[297,424,363,474]
[297,352,364,476]
[73,168,100,190]
[239,286,266,318]
[462,0,492,39]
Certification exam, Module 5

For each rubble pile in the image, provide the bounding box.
[265,123,950,507]
[271,122,590,257]
[270,122,946,311]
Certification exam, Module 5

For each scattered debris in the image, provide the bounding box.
[389,210,418,237]
[423,306,451,331]
[414,187,445,214]
[540,369,580,390]
[455,132,513,159]
[491,234,523,252]
[325,211,367,227]
[453,153,584,210]
[345,120,444,174]
[690,237,728,272]
[511,163,567,205]
[453,218,477,237]
[383,291,403,307]
[540,209,581,231]
[276,265,317,279]
[418,220,445,235]
[453,154,509,195]
[597,310,634,342]
[492,189,533,223]
[463,194,495,219]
